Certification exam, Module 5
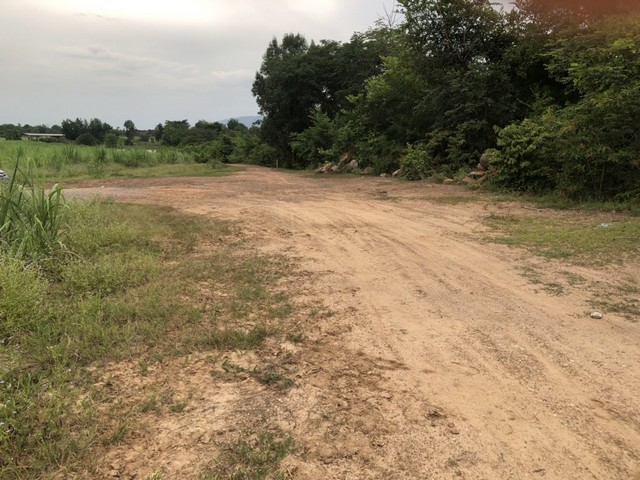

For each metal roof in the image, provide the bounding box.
[23,133,64,137]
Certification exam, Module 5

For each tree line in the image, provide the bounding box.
[1,118,267,165]
[250,0,640,201]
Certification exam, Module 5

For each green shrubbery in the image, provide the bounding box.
[0,161,66,261]
[248,3,639,203]
[400,145,435,180]
[490,14,640,201]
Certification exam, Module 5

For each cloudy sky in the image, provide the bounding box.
[2,1,514,130]
[1,0,408,129]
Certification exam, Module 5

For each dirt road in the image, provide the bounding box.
[68,166,640,479]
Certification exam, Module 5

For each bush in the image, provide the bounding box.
[183,143,217,164]
[4,129,22,141]
[354,133,402,175]
[290,111,336,167]
[492,92,640,201]
[104,133,119,148]
[400,145,435,180]
[76,132,97,146]
[490,113,564,193]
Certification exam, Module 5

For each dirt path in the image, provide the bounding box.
[67,166,640,479]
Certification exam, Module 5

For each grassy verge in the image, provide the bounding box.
[0,199,294,479]
[0,141,240,183]
[485,214,640,265]
[491,191,640,216]
[59,163,242,183]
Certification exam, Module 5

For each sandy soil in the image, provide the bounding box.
[67,166,640,479]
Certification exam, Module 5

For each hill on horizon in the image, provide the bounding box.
[221,115,262,128]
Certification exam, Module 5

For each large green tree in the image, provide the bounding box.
[252,32,388,167]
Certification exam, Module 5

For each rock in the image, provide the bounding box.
[461,176,474,184]
[443,178,455,185]
[468,171,487,178]
[363,167,374,176]
[427,408,443,419]
[478,153,491,171]
[380,173,388,178]
[330,165,340,174]
[392,169,401,178]
[315,162,333,174]
[591,312,603,319]
[344,159,359,173]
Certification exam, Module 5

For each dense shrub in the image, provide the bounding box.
[104,133,119,148]
[76,132,97,146]
[400,145,434,180]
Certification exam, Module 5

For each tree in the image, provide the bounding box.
[492,13,640,200]
[515,0,640,19]
[226,118,247,132]
[400,0,511,70]
[124,120,136,145]
[252,32,389,167]
[154,123,164,142]
[61,118,88,141]
[88,118,112,143]
[4,128,22,141]
[161,120,190,146]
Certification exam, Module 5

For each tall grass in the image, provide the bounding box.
[0,159,66,261]
[0,141,222,182]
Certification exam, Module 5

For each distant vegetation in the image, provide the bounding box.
[249,0,640,203]
[2,0,638,203]
[0,116,269,172]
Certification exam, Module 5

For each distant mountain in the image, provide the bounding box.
[221,115,262,128]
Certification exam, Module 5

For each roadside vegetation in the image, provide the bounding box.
[0,142,240,183]
[486,214,640,265]
[248,0,639,207]
[0,159,295,478]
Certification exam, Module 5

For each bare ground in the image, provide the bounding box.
[67,166,640,479]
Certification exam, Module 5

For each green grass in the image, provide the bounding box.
[201,430,293,480]
[0,159,66,261]
[492,191,640,216]
[0,141,239,183]
[486,214,640,264]
[428,195,478,205]
[0,196,296,478]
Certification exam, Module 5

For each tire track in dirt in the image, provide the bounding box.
[67,166,640,479]
[260,197,638,478]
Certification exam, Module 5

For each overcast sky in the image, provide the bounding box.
[1,0,410,129]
